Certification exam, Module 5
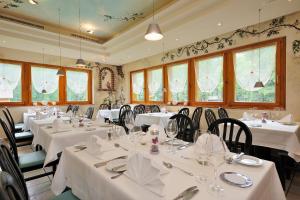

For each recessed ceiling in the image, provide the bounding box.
[0,0,175,43]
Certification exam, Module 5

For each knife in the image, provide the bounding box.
[177,143,193,150]
[112,164,126,172]
[183,188,199,200]
[94,155,128,168]
[173,186,198,200]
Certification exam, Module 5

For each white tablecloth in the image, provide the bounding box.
[36,124,125,166]
[96,109,120,121]
[135,112,175,128]
[52,138,285,200]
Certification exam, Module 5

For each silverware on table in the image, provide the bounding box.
[110,170,126,179]
[173,186,198,200]
[112,164,126,172]
[163,161,193,176]
[177,143,193,150]
[114,143,128,151]
[94,155,128,168]
[74,146,87,152]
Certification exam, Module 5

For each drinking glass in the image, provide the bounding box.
[124,112,135,132]
[165,119,178,153]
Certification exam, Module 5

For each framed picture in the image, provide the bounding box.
[99,67,115,91]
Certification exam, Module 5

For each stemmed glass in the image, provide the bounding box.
[165,119,178,153]
[207,135,226,194]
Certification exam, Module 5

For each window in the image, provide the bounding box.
[66,70,89,102]
[233,45,276,103]
[194,56,223,102]
[131,71,145,102]
[167,63,188,102]
[0,62,22,103]
[31,66,59,102]
[147,67,163,102]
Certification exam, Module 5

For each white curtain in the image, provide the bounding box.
[67,71,88,94]
[132,72,144,95]
[234,45,276,91]
[195,56,223,93]
[32,67,59,94]
[168,63,188,93]
[0,64,21,99]
[148,69,162,97]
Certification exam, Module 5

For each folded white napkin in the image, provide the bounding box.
[36,111,47,120]
[160,107,167,113]
[242,112,254,121]
[52,118,64,132]
[125,153,165,196]
[86,135,113,155]
[278,114,293,123]
[195,133,228,154]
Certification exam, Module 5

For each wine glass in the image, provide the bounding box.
[124,112,135,132]
[165,119,178,153]
[207,135,226,194]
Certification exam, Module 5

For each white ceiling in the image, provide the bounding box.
[0,0,299,66]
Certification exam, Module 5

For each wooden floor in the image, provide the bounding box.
[18,146,300,200]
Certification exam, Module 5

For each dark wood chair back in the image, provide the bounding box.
[2,110,15,134]
[0,171,27,200]
[99,104,111,110]
[85,107,94,119]
[178,108,189,116]
[118,105,131,121]
[191,107,203,131]
[170,114,195,142]
[66,105,73,113]
[205,109,217,128]
[208,118,253,155]
[133,104,145,115]
[72,105,79,114]
[150,105,160,113]
[218,107,229,119]
[119,110,134,134]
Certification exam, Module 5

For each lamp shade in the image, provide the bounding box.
[75,58,86,67]
[254,81,264,88]
[145,23,163,41]
[56,69,65,76]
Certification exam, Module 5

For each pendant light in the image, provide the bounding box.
[41,48,47,94]
[145,0,163,41]
[56,8,65,76]
[254,8,264,88]
[75,0,86,66]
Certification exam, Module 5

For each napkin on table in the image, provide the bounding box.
[125,153,165,196]
[194,133,228,154]
[242,112,254,121]
[86,135,113,155]
[278,114,293,123]
[52,118,64,132]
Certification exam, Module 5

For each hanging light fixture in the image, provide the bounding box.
[41,48,47,94]
[254,8,264,88]
[145,0,163,41]
[75,0,86,66]
[56,8,65,76]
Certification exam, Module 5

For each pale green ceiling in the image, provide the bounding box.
[0,0,175,42]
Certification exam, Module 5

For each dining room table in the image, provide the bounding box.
[51,134,285,200]
[34,121,126,166]
[96,109,120,121]
[134,112,176,128]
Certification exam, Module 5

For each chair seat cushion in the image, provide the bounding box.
[52,190,79,200]
[15,131,33,140]
[19,151,46,169]
[15,123,24,130]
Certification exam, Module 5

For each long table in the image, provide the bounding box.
[135,112,175,128]
[52,137,285,200]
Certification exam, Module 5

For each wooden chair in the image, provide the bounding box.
[0,143,79,200]
[150,105,160,113]
[208,118,253,155]
[113,105,131,125]
[218,107,229,119]
[119,110,134,134]
[66,105,73,113]
[85,107,94,119]
[99,104,110,110]
[133,104,145,115]
[170,114,195,143]
[205,108,217,128]
[178,108,189,116]
[3,107,23,132]
[191,107,203,131]
[72,105,79,114]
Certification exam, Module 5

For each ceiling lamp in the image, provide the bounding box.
[75,0,86,67]
[145,0,163,41]
[56,9,65,76]
[254,8,264,88]
[28,0,38,5]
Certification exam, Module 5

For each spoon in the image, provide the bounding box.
[111,170,126,179]
[114,143,128,151]
[163,161,193,176]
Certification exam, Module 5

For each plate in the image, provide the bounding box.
[166,139,188,146]
[233,155,263,166]
[220,172,253,188]
[106,158,127,172]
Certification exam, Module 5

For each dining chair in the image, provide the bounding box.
[191,107,203,131]
[208,118,253,155]
[205,108,217,128]
[2,110,33,147]
[3,107,24,133]
[0,143,79,200]
[178,108,189,116]
[133,104,145,115]
[99,103,111,110]
[218,107,229,119]
[119,110,134,134]
[150,105,160,113]
[170,114,195,143]
[113,104,131,125]
[0,118,55,181]
[85,107,94,119]
[66,105,73,113]
[72,105,79,114]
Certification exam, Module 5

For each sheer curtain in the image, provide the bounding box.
[0,64,21,99]
[67,71,88,94]
[132,72,144,95]
[195,56,223,93]
[32,67,59,94]
[148,68,163,100]
[234,45,276,92]
[168,63,188,94]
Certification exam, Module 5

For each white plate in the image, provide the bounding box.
[233,155,263,166]
[106,158,127,172]
[220,172,253,188]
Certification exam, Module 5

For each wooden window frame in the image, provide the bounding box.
[130,69,146,104]
[146,65,165,104]
[129,37,286,110]
[0,59,93,106]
